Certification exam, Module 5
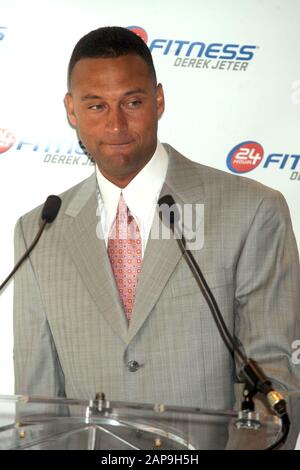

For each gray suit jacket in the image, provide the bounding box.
[13,144,300,413]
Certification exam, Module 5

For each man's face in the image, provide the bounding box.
[64,54,164,187]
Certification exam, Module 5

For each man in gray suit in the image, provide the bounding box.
[13,27,300,442]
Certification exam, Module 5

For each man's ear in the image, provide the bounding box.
[156,83,165,120]
[64,93,77,127]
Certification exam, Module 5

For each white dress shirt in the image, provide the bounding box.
[96,140,169,257]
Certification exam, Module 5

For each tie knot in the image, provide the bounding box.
[117,193,128,214]
[109,194,140,240]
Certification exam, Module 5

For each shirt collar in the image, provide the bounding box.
[96,140,168,229]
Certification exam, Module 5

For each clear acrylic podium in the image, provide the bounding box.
[0,394,285,450]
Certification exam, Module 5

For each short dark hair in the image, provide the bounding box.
[67,26,157,89]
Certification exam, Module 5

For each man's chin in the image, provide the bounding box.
[97,159,147,184]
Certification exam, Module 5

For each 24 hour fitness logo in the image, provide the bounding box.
[227,140,300,181]
[227,141,264,174]
[127,25,148,43]
[127,26,257,71]
[0,128,15,153]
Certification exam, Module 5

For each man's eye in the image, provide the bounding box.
[88,104,105,110]
[127,100,142,108]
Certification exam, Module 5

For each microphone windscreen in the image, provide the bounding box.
[158,194,175,208]
[41,195,62,223]
[158,194,179,226]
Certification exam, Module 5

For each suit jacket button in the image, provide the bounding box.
[127,360,140,372]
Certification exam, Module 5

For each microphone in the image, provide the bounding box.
[158,194,290,448]
[41,195,62,223]
[0,195,61,293]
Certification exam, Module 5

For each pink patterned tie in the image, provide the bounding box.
[107,194,142,321]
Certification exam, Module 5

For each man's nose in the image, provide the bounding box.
[106,106,127,132]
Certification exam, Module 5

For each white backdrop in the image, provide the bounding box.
[0,0,299,394]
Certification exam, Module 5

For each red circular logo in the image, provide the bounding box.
[227,141,264,173]
[127,26,148,44]
[0,128,16,154]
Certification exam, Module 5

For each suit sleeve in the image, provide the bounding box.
[234,189,300,390]
[13,217,66,397]
[226,190,300,449]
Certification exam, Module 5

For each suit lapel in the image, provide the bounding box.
[127,145,205,344]
[127,220,183,344]
[64,175,128,343]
